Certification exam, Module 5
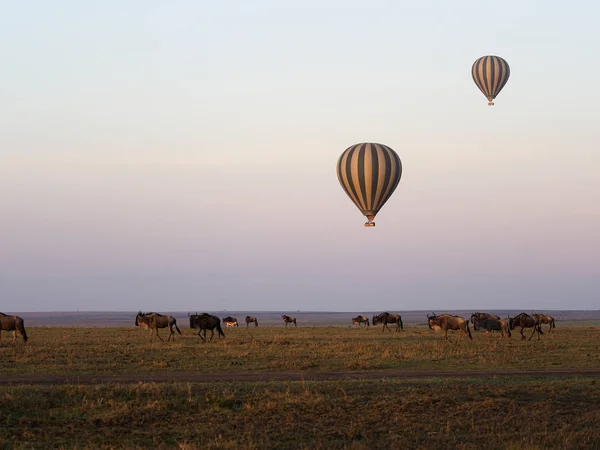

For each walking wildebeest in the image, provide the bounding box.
[473,317,511,339]
[470,312,501,336]
[470,312,501,326]
[532,313,556,333]
[0,312,28,344]
[427,313,472,341]
[352,315,370,328]
[372,312,403,332]
[222,316,239,327]
[135,312,182,342]
[245,316,258,327]
[189,313,225,342]
[509,313,543,340]
[282,315,297,327]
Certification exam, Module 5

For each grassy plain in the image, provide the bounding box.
[2,377,600,449]
[1,325,600,449]
[1,325,599,377]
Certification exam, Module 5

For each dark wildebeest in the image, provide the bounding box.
[427,313,472,341]
[0,312,28,344]
[532,313,556,333]
[222,316,239,327]
[473,317,511,339]
[372,312,403,332]
[135,312,182,342]
[470,312,502,336]
[470,312,500,326]
[352,315,370,328]
[282,315,297,327]
[509,313,543,340]
[189,313,225,342]
[245,316,258,327]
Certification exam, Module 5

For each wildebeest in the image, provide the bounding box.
[135,312,182,342]
[282,315,297,327]
[532,313,556,332]
[0,312,28,344]
[509,313,543,340]
[352,315,370,328]
[189,313,225,342]
[427,313,472,341]
[372,312,403,332]
[245,316,258,327]
[470,312,501,336]
[222,316,239,327]
[470,312,501,326]
[473,317,511,339]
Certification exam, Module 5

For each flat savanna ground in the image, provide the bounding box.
[1,325,600,449]
[1,324,599,376]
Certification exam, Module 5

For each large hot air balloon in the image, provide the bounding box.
[336,143,402,227]
[472,55,510,106]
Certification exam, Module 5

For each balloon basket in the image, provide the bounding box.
[364,222,375,227]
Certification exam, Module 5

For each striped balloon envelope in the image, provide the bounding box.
[336,143,402,227]
[472,55,510,106]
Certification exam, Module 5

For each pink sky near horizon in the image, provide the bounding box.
[1,1,599,311]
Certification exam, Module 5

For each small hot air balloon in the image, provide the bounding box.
[336,143,402,227]
[472,55,510,106]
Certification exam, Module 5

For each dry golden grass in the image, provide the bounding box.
[1,377,600,449]
[0,325,599,377]
[2,325,600,449]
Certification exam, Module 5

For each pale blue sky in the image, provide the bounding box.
[1,1,599,311]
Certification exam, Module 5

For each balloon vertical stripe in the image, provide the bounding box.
[369,147,379,208]
[357,144,368,210]
[386,150,402,207]
[349,145,365,210]
[472,55,510,105]
[339,146,361,212]
[336,143,402,226]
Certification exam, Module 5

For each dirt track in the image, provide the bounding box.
[2,368,600,386]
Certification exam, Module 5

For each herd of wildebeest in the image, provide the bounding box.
[130,311,556,343]
[0,310,557,345]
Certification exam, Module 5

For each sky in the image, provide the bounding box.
[1,0,599,312]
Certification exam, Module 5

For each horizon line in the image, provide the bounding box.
[6,309,599,314]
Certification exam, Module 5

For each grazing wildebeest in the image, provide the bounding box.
[245,316,258,327]
[135,312,182,342]
[473,317,511,339]
[352,315,370,328]
[0,312,28,344]
[282,315,297,327]
[509,313,543,340]
[372,312,403,332]
[532,313,556,333]
[189,313,225,342]
[427,313,472,341]
[222,316,239,327]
